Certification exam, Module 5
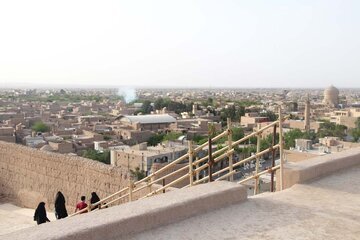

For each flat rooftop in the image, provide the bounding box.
[2,148,360,240]
[128,165,360,240]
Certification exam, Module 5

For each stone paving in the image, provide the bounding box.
[127,165,360,240]
[0,202,55,236]
[1,165,359,239]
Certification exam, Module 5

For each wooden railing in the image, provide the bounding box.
[70,110,288,217]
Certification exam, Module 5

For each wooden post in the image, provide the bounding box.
[147,179,152,195]
[254,125,261,195]
[279,108,284,191]
[129,179,133,202]
[141,152,144,171]
[208,137,213,182]
[270,125,277,192]
[127,152,133,201]
[227,118,233,181]
[188,140,194,186]
[87,202,92,213]
[195,157,200,182]
[162,178,166,193]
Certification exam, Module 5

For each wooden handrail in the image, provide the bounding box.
[238,165,280,184]
[69,116,288,217]
[69,206,89,217]
[122,117,287,201]
[146,174,189,197]
[69,186,130,217]
[193,130,228,154]
[102,193,130,208]
[133,164,189,194]
[193,144,280,184]
[134,152,189,186]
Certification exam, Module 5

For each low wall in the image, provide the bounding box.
[2,181,247,240]
[0,135,15,143]
[277,147,360,190]
[0,141,133,211]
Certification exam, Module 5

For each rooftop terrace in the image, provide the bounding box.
[129,164,360,240]
[2,148,360,240]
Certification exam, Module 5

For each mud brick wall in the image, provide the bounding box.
[0,141,132,211]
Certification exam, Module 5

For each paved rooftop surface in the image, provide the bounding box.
[0,202,55,236]
[127,165,360,240]
[1,164,359,240]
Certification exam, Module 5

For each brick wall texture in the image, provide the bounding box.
[0,141,132,212]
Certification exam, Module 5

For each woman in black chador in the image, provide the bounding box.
[90,192,101,210]
[34,202,50,225]
[54,191,68,219]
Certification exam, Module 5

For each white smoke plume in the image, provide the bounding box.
[117,87,136,103]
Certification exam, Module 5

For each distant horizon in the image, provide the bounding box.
[1,81,351,89]
[1,82,359,90]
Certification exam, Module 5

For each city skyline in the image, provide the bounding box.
[1,0,360,88]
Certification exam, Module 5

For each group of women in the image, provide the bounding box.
[33,191,101,225]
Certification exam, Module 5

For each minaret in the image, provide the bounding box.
[304,94,310,132]
[192,104,198,116]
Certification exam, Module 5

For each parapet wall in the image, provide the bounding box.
[3,181,247,240]
[0,141,131,211]
[278,147,360,190]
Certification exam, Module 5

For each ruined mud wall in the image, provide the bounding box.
[0,141,132,211]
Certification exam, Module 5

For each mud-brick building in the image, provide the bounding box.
[115,114,176,132]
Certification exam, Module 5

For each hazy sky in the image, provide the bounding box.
[0,0,359,88]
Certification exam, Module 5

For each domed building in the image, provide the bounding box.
[323,85,339,107]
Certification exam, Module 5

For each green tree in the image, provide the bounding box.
[208,123,218,138]
[206,97,214,106]
[31,121,50,133]
[220,105,245,123]
[283,129,317,149]
[216,127,244,144]
[103,135,112,141]
[248,136,257,145]
[317,121,347,139]
[350,118,360,142]
[192,135,208,145]
[163,132,182,141]
[232,127,244,141]
[154,98,165,110]
[130,167,146,180]
[260,111,278,121]
[147,133,165,146]
[284,129,305,149]
[235,146,257,156]
[260,134,279,151]
[141,100,153,114]
[152,97,193,114]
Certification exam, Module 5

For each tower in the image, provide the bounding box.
[304,95,310,132]
[192,104,198,116]
[323,85,339,107]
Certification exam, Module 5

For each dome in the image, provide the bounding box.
[324,85,339,95]
[286,91,294,97]
[323,85,339,107]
